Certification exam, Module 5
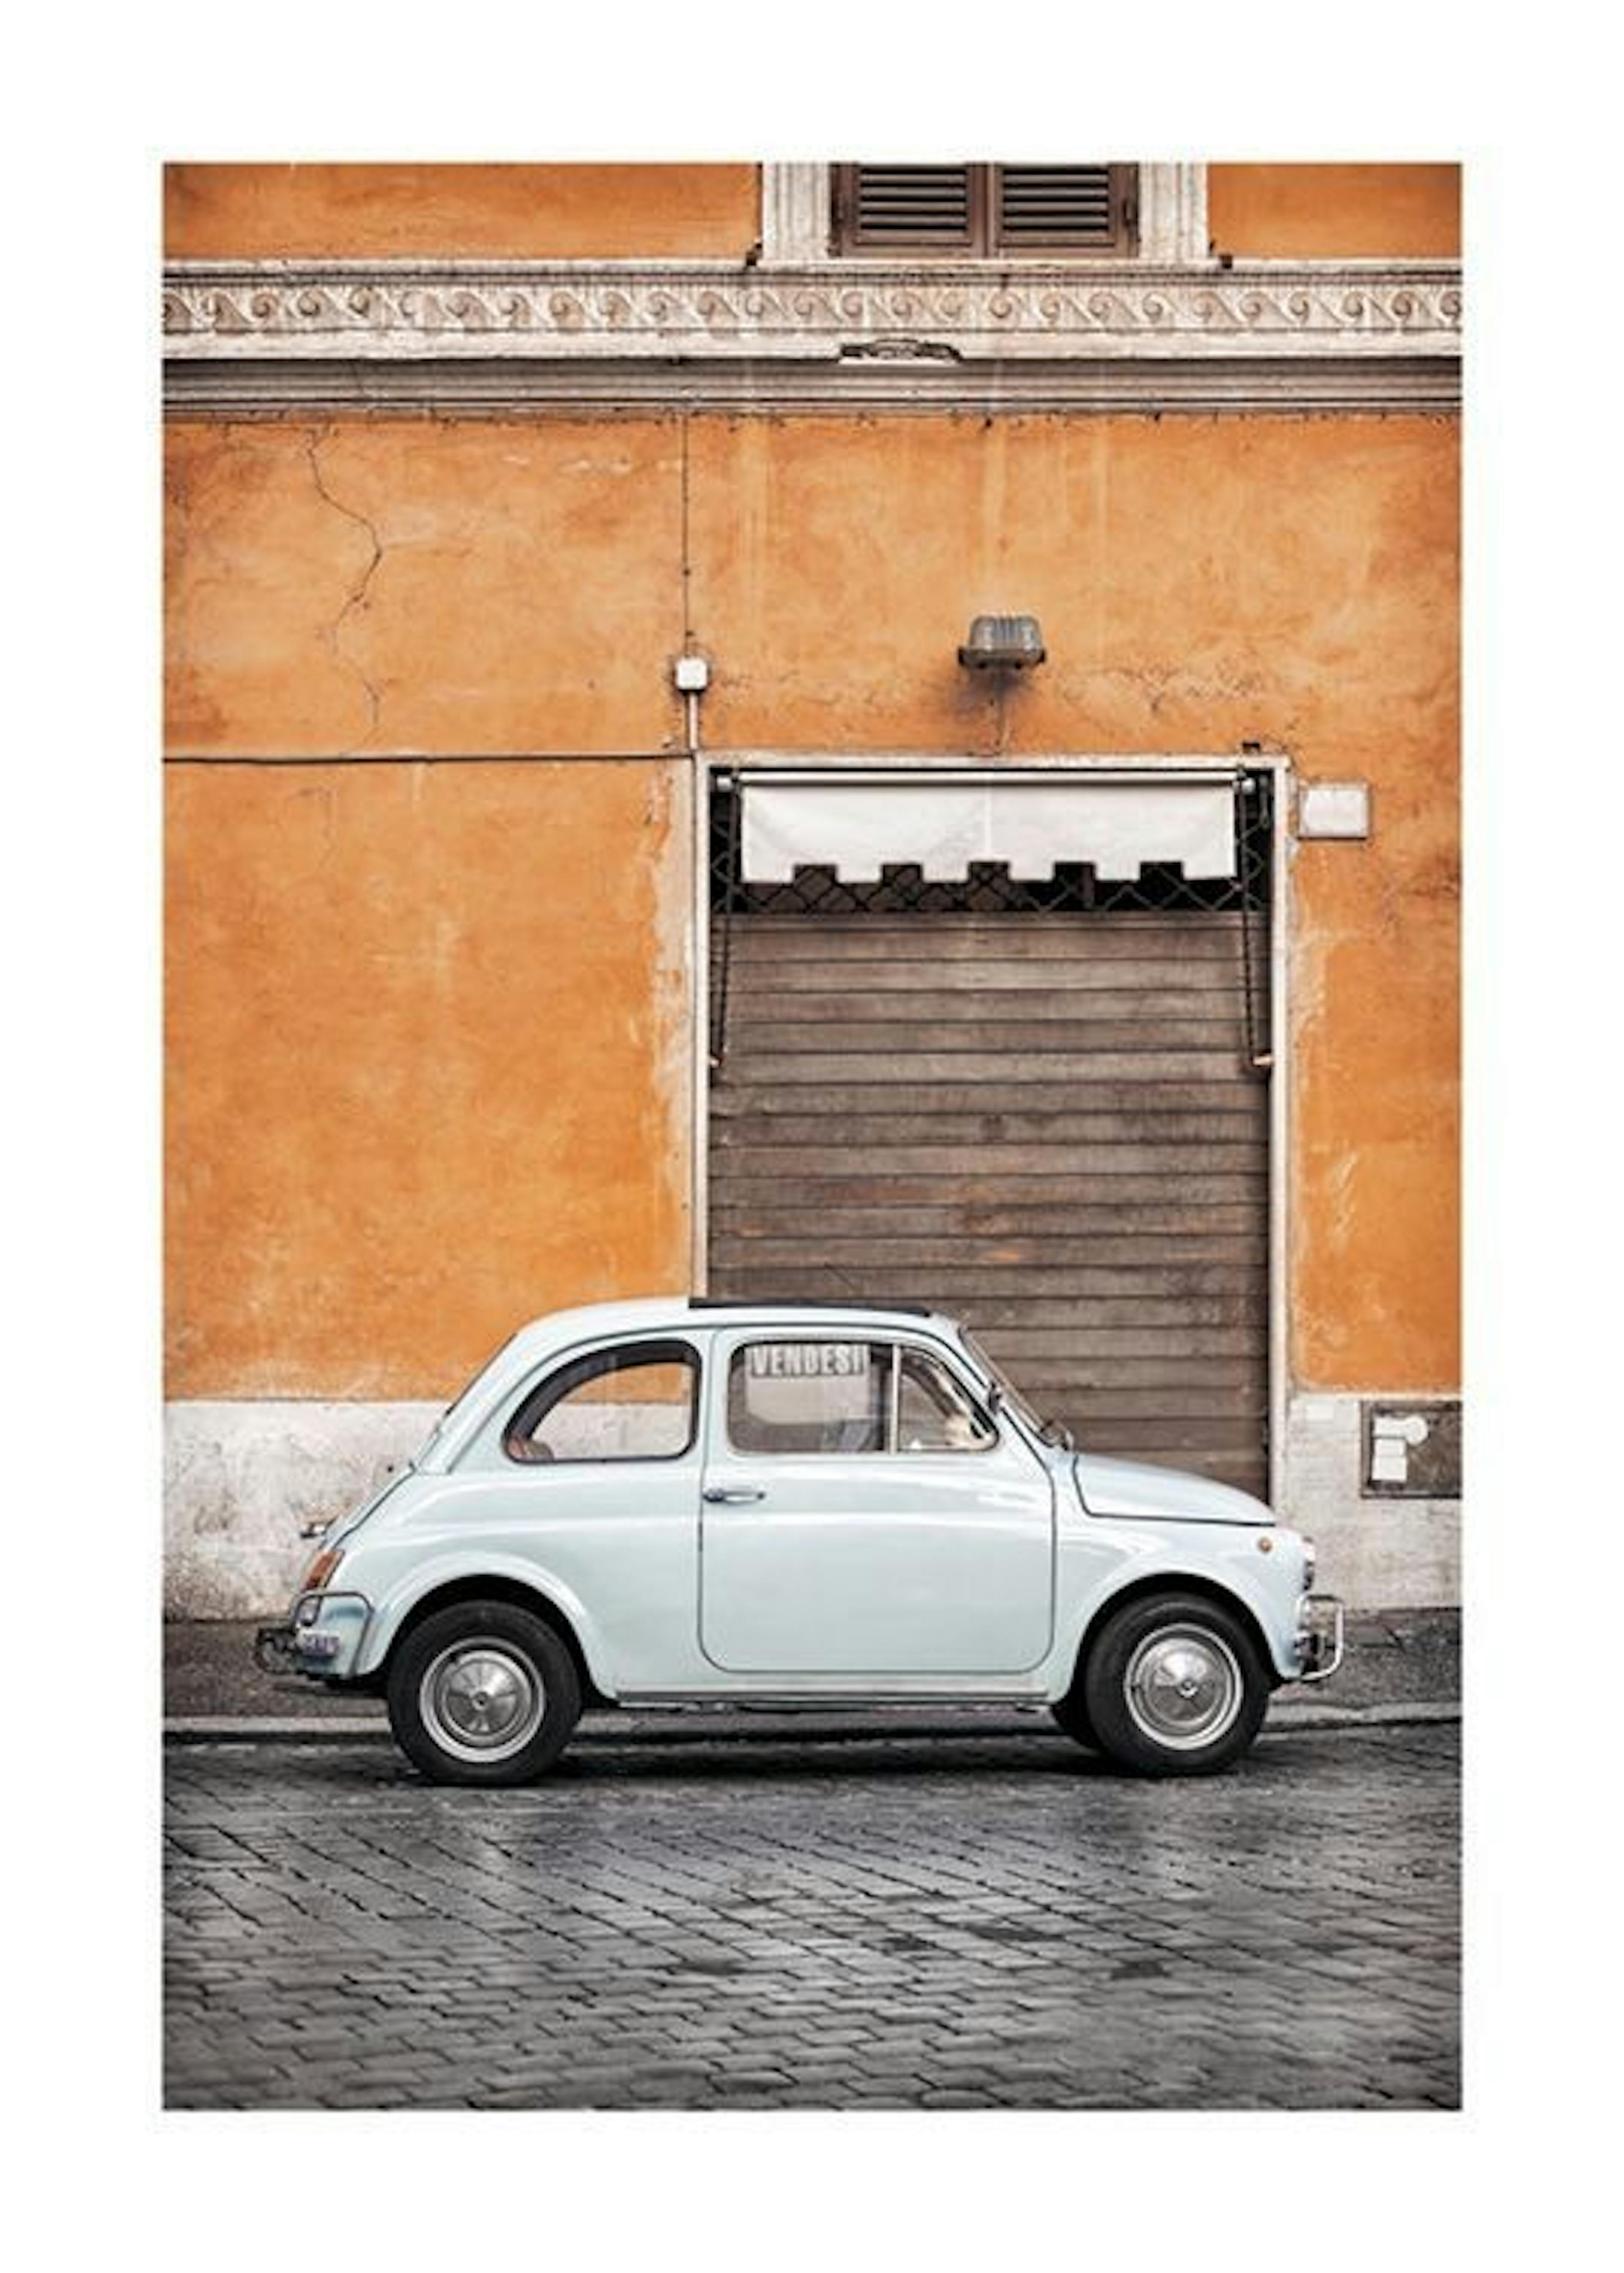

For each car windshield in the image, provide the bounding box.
[956,1329,1075,1451]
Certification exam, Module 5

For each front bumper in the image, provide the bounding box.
[1293,1593,1346,1684]
[254,1591,371,1682]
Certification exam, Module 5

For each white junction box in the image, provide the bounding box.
[1298,782,1371,840]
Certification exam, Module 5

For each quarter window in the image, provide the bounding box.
[897,1349,997,1453]
[505,1340,699,1464]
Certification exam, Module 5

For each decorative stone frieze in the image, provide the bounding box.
[164,260,1461,363]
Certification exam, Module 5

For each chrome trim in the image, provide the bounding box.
[1123,1625,1244,1749]
[617,1691,1040,1708]
[1295,1594,1345,1684]
[419,1638,546,1763]
[284,1591,374,1681]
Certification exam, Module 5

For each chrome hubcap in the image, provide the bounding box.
[1124,1625,1242,1750]
[420,1641,544,1764]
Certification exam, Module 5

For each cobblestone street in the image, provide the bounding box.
[164,1716,1459,2111]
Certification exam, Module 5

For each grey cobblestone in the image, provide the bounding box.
[164,1720,1458,2110]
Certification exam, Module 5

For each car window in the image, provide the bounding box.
[728,1341,892,1456]
[897,1348,997,1453]
[506,1339,699,1464]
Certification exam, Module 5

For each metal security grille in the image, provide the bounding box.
[836,165,1136,255]
[713,773,1272,921]
[706,772,1274,1495]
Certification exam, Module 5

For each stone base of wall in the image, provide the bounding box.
[165,1393,1463,1619]
[165,1400,442,1618]
[1281,1393,1459,1608]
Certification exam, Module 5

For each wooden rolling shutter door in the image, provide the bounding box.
[708,907,1270,1498]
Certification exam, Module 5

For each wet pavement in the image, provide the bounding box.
[165,1715,1459,2110]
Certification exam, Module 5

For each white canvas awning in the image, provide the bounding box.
[738,772,1237,883]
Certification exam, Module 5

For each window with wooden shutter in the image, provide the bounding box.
[835,164,1136,255]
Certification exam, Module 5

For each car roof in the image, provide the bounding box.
[502,1295,954,1359]
[420,1297,973,1472]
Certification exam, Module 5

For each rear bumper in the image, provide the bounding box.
[254,1592,372,1682]
[1293,1594,1346,1684]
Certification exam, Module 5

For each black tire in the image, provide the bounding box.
[386,1600,581,1787]
[1049,1692,1099,1750]
[1082,1591,1268,1777]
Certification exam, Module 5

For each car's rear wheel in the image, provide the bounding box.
[1082,1592,1268,1776]
[387,1600,580,1786]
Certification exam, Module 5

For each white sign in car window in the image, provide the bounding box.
[738,1341,878,1429]
[745,1343,870,1380]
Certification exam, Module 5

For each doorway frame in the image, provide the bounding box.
[687,748,1293,1509]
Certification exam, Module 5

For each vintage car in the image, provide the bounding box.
[257,1298,1343,1783]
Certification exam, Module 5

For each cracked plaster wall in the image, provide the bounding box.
[165,407,1457,1608]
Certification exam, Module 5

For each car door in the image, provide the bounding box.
[449,1332,708,1692]
[698,1330,1055,1677]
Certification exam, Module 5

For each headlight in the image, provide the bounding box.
[301,1545,344,1595]
[1301,1538,1317,1591]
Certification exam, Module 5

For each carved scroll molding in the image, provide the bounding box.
[164,259,1462,366]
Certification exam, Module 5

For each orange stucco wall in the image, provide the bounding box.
[166,409,1457,1399]
[681,415,1459,1391]
[1207,165,1460,258]
[165,419,689,756]
[165,757,690,1397]
[163,163,1460,265]
[163,163,760,261]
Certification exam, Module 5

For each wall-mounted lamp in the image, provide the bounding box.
[957,614,1046,670]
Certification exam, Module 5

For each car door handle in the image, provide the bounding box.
[702,1486,766,1504]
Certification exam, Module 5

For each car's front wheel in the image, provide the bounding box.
[1048,1691,1098,1750]
[387,1600,581,1787]
[1082,1592,1268,1776]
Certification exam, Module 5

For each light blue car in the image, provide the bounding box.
[257,1299,1344,1783]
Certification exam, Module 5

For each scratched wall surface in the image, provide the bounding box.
[164,757,690,1398]
[1206,164,1460,259]
[163,162,760,261]
[161,162,1459,266]
[165,411,1456,1402]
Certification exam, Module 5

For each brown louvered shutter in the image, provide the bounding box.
[840,165,976,249]
[993,165,1133,250]
[837,164,1136,254]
